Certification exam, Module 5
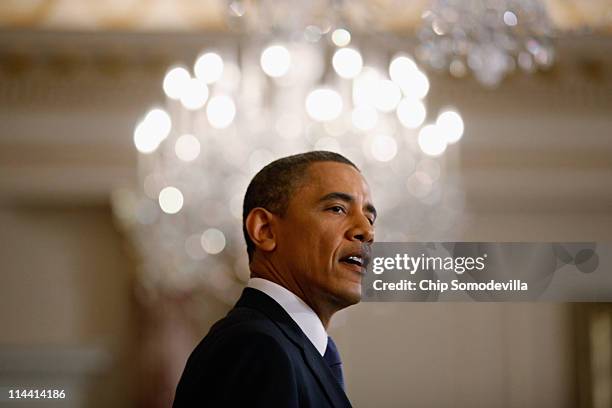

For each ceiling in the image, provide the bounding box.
[0,0,610,33]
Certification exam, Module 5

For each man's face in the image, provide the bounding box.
[273,161,376,310]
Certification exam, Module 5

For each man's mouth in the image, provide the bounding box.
[339,248,371,273]
[340,255,365,267]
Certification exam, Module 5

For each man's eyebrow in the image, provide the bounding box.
[318,192,377,219]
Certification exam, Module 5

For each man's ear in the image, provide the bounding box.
[245,208,277,253]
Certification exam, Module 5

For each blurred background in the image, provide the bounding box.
[0,1,611,407]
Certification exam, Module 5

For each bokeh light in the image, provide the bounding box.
[436,110,464,144]
[370,134,398,162]
[163,66,190,100]
[131,26,470,300]
[206,95,236,129]
[158,186,184,214]
[418,124,447,156]
[389,55,418,84]
[305,88,343,122]
[133,108,172,154]
[200,228,226,255]
[396,98,427,129]
[175,134,201,162]
[260,45,291,78]
[331,28,351,47]
[503,10,518,26]
[145,108,171,137]
[406,171,434,199]
[194,52,224,84]
[180,78,209,110]
[133,122,159,154]
[332,48,363,79]
[392,66,430,99]
[352,67,380,107]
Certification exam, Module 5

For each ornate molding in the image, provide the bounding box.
[0,31,611,111]
[0,1,610,32]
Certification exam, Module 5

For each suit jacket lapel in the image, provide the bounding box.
[235,288,352,408]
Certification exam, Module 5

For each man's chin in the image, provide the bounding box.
[335,265,365,303]
[345,290,362,306]
[334,284,362,308]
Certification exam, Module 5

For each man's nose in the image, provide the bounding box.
[347,215,375,243]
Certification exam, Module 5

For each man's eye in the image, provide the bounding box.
[328,206,346,214]
[367,218,375,226]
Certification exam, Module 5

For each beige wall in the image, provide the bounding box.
[0,206,133,345]
[0,205,136,407]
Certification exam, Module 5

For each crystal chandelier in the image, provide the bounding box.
[113,2,468,302]
[417,0,555,86]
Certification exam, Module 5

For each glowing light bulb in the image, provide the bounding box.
[145,108,172,139]
[418,124,447,156]
[305,88,343,122]
[194,52,224,84]
[389,55,418,84]
[352,67,380,107]
[332,48,363,79]
[163,66,190,100]
[396,98,427,129]
[260,45,291,78]
[158,186,184,214]
[436,110,464,144]
[206,95,236,129]
[393,67,430,99]
[180,78,209,110]
[133,108,172,154]
[331,28,351,47]
[133,122,159,154]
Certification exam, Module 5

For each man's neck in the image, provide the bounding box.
[249,264,335,330]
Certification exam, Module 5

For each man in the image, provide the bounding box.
[173,151,376,407]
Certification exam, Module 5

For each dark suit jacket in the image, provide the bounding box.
[173,287,353,408]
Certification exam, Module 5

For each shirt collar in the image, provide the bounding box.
[247,277,328,356]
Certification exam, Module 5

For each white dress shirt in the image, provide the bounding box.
[247,277,328,356]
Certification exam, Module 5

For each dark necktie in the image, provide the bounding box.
[323,336,345,390]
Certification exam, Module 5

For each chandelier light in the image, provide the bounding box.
[417,0,556,86]
[114,2,480,300]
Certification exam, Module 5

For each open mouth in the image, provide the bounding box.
[338,245,371,274]
[340,255,365,268]
[339,252,370,276]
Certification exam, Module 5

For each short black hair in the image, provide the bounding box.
[242,150,358,262]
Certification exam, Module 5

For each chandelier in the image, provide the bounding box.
[417,0,555,86]
[112,1,557,301]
